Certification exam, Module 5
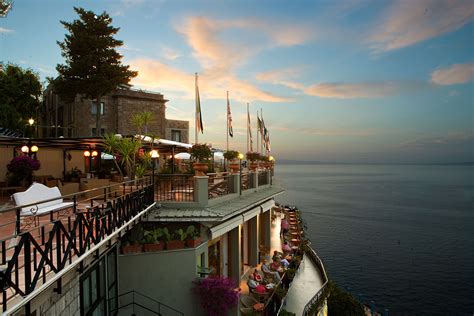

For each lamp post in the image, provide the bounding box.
[150,150,159,198]
[238,152,244,195]
[21,142,39,159]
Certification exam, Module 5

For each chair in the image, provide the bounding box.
[240,307,254,315]
[240,295,259,308]
[251,289,270,302]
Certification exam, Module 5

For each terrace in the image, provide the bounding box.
[0,167,279,314]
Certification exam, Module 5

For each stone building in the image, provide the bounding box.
[40,85,189,142]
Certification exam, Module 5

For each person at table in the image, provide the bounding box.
[282,241,293,255]
[252,269,263,283]
[270,258,284,273]
[262,259,281,282]
[247,274,259,290]
[280,217,289,237]
[272,250,290,268]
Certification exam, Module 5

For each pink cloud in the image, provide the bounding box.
[304,81,409,99]
[431,62,474,85]
[369,0,474,53]
[129,59,288,102]
[256,68,306,91]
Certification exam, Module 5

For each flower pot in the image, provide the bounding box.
[250,162,259,170]
[229,163,240,173]
[193,162,208,175]
[186,237,202,248]
[122,244,142,254]
[166,240,185,250]
[143,243,164,252]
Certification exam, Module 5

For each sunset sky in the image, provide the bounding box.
[1,0,473,163]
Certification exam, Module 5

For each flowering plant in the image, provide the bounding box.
[193,276,240,316]
[7,156,41,185]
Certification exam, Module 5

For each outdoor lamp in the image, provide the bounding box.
[150,149,159,158]
[238,153,244,160]
[21,145,29,153]
[269,156,274,161]
[30,145,39,153]
[91,150,98,157]
[83,150,91,157]
[28,118,35,126]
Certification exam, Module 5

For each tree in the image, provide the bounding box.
[55,7,137,135]
[0,64,41,136]
[327,281,366,316]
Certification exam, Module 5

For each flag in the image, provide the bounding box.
[227,92,233,138]
[266,130,271,152]
[195,74,203,134]
[248,109,253,151]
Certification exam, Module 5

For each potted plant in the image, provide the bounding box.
[190,144,212,175]
[167,228,186,250]
[246,152,260,170]
[142,228,164,252]
[64,167,82,182]
[193,276,240,316]
[7,155,41,186]
[185,225,202,248]
[121,226,144,254]
[223,150,240,173]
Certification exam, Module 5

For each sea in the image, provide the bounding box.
[276,163,474,316]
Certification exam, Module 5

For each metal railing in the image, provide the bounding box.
[302,243,330,315]
[258,170,269,186]
[0,182,154,312]
[241,172,255,191]
[110,290,183,316]
[208,173,233,199]
[155,174,194,202]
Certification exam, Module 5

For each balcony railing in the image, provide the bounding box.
[258,170,269,186]
[0,181,154,313]
[155,174,194,202]
[208,173,234,199]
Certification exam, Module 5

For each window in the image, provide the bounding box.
[91,128,105,137]
[80,247,118,316]
[171,130,181,142]
[91,102,105,115]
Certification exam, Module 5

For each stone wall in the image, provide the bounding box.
[165,119,190,143]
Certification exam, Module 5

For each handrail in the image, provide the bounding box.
[111,290,184,315]
[302,243,330,315]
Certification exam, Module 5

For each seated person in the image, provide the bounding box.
[252,269,263,283]
[282,241,293,254]
[247,274,259,290]
[255,283,267,294]
[270,258,284,273]
[262,259,281,282]
[272,250,290,268]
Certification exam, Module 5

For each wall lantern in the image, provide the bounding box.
[83,150,91,157]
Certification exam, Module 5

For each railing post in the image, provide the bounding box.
[253,171,259,191]
[22,233,31,295]
[267,170,271,186]
[15,208,21,235]
[231,173,240,195]
[194,176,209,207]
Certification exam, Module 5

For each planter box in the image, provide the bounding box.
[167,240,185,250]
[122,244,142,254]
[186,237,202,248]
[143,243,164,252]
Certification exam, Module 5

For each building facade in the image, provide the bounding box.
[40,85,189,143]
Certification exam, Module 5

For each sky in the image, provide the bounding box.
[1,0,473,163]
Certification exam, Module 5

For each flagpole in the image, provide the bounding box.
[256,110,259,154]
[246,103,249,153]
[226,91,229,152]
[195,73,198,145]
[260,108,263,155]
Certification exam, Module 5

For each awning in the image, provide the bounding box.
[260,200,275,213]
[209,215,243,239]
[243,206,261,222]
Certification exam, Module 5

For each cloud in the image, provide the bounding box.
[431,62,474,85]
[0,27,13,33]
[369,0,474,53]
[256,68,306,91]
[304,81,423,99]
[273,125,375,137]
[129,59,288,102]
[162,47,182,61]
[397,132,474,149]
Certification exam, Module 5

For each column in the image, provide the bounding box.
[248,216,259,266]
[227,226,241,286]
[230,173,240,195]
[261,210,271,251]
[194,176,208,207]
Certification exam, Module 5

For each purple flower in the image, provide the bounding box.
[193,276,240,316]
[7,156,41,184]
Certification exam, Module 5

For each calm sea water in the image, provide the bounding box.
[276,164,474,316]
